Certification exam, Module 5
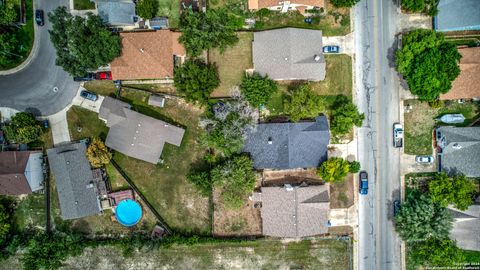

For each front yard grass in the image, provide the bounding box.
[157,0,180,28]
[67,106,109,141]
[209,32,253,97]
[403,100,479,155]
[83,81,117,97]
[74,0,95,10]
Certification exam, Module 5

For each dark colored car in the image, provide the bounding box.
[35,10,44,26]
[80,90,98,101]
[73,73,95,82]
[323,45,340,53]
[359,171,368,195]
[43,120,49,129]
[96,71,112,80]
[393,200,401,216]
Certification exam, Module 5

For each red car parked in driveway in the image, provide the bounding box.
[96,71,112,80]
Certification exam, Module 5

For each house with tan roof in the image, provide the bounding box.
[110,30,186,80]
[440,47,480,101]
[248,0,324,14]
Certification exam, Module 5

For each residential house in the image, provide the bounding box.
[242,116,330,170]
[110,30,186,80]
[99,97,185,164]
[440,47,480,101]
[252,28,326,81]
[448,205,480,251]
[436,126,480,177]
[434,0,480,32]
[95,0,136,27]
[47,142,102,220]
[0,151,44,195]
[252,184,330,238]
[248,0,324,14]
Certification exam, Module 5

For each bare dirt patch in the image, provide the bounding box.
[330,174,354,209]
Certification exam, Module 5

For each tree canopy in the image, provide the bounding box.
[0,0,18,26]
[401,0,439,16]
[2,112,42,144]
[48,6,121,76]
[396,29,461,101]
[135,0,159,19]
[210,155,256,209]
[86,137,112,168]
[317,157,350,182]
[394,191,453,242]
[408,238,465,268]
[330,0,359,8]
[428,173,476,211]
[283,84,325,122]
[330,100,364,136]
[174,59,219,105]
[0,203,12,247]
[0,32,18,68]
[240,73,278,108]
[179,8,242,57]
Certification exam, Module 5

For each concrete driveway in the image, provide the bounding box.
[0,0,79,116]
[401,154,437,174]
[322,33,354,55]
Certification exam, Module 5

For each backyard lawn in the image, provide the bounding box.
[157,0,181,28]
[74,0,95,10]
[209,32,253,97]
[13,194,46,231]
[404,100,479,155]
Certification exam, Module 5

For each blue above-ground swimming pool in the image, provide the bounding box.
[115,199,142,227]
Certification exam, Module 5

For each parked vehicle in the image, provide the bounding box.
[35,10,44,26]
[73,73,95,81]
[393,200,401,216]
[359,171,368,195]
[43,120,49,129]
[323,45,340,53]
[80,90,98,101]
[415,155,434,164]
[96,71,112,80]
[393,123,403,148]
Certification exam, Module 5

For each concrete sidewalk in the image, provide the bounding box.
[48,110,71,145]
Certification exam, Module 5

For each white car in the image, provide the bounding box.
[415,155,434,164]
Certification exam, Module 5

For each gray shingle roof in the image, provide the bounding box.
[96,0,136,26]
[253,28,326,81]
[47,143,101,220]
[242,116,330,169]
[100,97,185,164]
[437,126,480,177]
[434,0,480,32]
[259,185,330,238]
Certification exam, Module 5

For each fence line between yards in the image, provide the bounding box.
[110,159,172,235]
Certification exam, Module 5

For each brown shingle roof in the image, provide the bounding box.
[111,30,186,80]
[440,47,480,100]
[0,151,32,195]
[248,0,324,10]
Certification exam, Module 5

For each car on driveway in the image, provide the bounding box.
[73,73,95,82]
[80,90,98,101]
[359,171,368,195]
[35,10,44,26]
[415,155,434,164]
[323,45,340,53]
[96,71,112,80]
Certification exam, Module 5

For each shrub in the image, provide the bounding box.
[2,112,43,144]
[317,157,350,182]
[348,161,361,173]
[136,0,158,19]
[330,0,359,8]
[187,170,212,196]
[240,73,278,107]
[283,84,325,122]
[86,137,112,168]
[428,173,476,211]
[330,101,364,137]
[428,99,443,108]
[174,59,220,105]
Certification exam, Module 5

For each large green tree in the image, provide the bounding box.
[395,191,453,242]
[179,8,242,57]
[396,29,461,101]
[0,32,19,68]
[283,84,325,122]
[211,155,256,210]
[428,173,476,211]
[408,238,465,269]
[330,101,364,136]
[330,0,359,8]
[317,157,350,182]
[0,0,18,26]
[48,6,121,76]
[174,59,219,105]
[402,0,438,16]
[135,0,158,19]
[240,73,278,108]
[2,112,42,144]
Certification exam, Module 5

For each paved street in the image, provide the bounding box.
[0,0,79,116]
[355,0,403,269]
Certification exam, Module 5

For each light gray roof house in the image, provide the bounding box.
[242,116,330,169]
[252,28,326,81]
[448,205,480,251]
[254,185,330,238]
[99,97,185,164]
[434,0,480,32]
[47,143,101,220]
[95,0,136,26]
[436,126,480,177]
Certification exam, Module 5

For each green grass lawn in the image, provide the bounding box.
[74,0,95,10]
[209,32,253,97]
[157,0,180,28]
[13,194,46,231]
[83,81,117,97]
[67,106,109,141]
[105,163,130,191]
[404,100,479,155]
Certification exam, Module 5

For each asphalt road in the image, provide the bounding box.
[0,0,78,116]
[355,0,403,269]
